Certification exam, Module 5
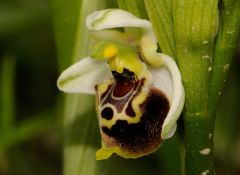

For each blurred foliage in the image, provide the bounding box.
[0,0,61,174]
[214,46,240,175]
[0,0,239,175]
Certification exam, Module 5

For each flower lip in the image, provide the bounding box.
[99,86,170,159]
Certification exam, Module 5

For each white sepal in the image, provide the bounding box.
[86,9,156,43]
[157,54,185,139]
[57,57,112,94]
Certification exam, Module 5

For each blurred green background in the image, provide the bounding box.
[0,0,60,174]
[0,0,239,174]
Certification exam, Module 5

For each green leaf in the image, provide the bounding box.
[0,1,50,36]
[0,109,57,152]
[106,0,118,8]
[209,0,240,111]
[214,62,240,175]
[51,0,109,175]
[63,95,102,175]
[144,0,176,58]
[118,0,148,19]
[51,0,105,71]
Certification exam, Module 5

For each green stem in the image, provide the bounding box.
[184,114,215,175]
[173,0,218,174]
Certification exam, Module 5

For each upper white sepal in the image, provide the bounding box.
[86,9,156,43]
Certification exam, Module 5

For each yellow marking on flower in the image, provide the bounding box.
[96,144,114,160]
[101,104,142,128]
[97,80,112,94]
[132,91,148,117]
[103,45,118,58]
[96,141,152,160]
[97,145,137,160]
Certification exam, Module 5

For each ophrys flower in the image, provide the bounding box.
[57,9,185,160]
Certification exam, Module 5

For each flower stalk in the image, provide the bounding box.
[172,0,240,174]
[173,0,218,174]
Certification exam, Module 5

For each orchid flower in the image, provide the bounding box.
[57,9,185,160]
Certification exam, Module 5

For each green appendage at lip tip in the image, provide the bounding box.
[96,147,113,160]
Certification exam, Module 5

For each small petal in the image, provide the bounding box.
[57,57,112,94]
